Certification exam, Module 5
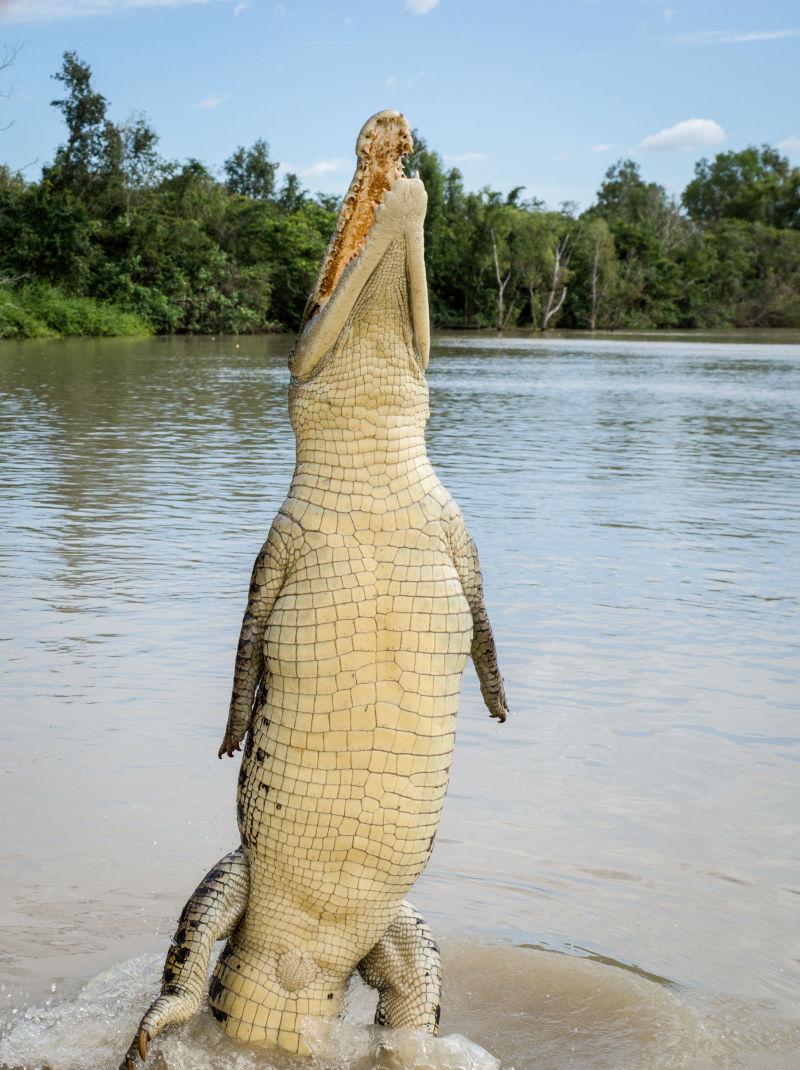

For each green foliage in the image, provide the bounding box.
[47,50,109,195]
[1,51,799,339]
[683,146,800,229]
[0,289,54,338]
[565,218,617,330]
[0,283,151,338]
[225,139,278,200]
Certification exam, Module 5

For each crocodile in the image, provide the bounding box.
[121,109,509,1067]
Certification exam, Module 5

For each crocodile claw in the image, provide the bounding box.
[122,987,206,1067]
[119,1034,143,1069]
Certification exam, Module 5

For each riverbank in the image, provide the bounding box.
[3,294,800,345]
[0,284,152,339]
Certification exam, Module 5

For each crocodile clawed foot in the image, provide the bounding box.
[138,1027,150,1060]
[120,992,194,1069]
[119,1029,146,1069]
[218,738,242,759]
[119,1026,149,1069]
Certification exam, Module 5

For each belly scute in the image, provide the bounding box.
[264,518,472,685]
[238,506,472,911]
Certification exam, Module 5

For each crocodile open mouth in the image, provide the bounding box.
[307,110,413,317]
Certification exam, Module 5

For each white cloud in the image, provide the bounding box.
[195,92,229,109]
[639,118,725,152]
[300,159,345,178]
[443,152,489,165]
[677,28,799,44]
[383,68,426,89]
[778,136,800,155]
[663,7,675,22]
[233,1,248,13]
[405,0,439,13]
[0,0,224,21]
[524,183,596,212]
[590,143,613,153]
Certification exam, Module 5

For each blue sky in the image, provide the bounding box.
[1,0,799,208]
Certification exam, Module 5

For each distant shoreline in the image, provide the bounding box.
[3,324,799,345]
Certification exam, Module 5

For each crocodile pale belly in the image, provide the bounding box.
[210,497,472,1046]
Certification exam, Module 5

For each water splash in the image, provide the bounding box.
[0,954,497,1070]
[302,1018,498,1070]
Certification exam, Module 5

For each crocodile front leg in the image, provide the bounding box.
[120,849,249,1068]
[219,515,296,758]
[357,901,443,1032]
[447,510,510,723]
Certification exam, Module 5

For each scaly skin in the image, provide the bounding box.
[123,111,508,1065]
[121,851,248,1068]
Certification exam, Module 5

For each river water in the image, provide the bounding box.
[0,332,798,1069]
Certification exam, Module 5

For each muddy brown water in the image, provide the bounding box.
[1,332,798,1068]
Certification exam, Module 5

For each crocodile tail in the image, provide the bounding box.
[120,848,249,1067]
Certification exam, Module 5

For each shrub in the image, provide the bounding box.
[0,283,152,338]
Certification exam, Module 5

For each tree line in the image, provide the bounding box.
[1,51,799,338]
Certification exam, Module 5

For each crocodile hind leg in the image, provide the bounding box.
[120,848,249,1068]
[357,900,443,1032]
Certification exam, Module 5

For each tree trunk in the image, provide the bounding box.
[543,234,572,330]
[590,236,600,331]
[528,283,537,331]
[490,227,512,332]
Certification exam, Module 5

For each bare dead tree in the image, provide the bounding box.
[589,233,616,331]
[660,196,686,254]
[515,245,540,331]
[589,236,600,330]
[1,43,24,133]
[490,226,513,331]
[542,231,574,330]
[0,273,33,301]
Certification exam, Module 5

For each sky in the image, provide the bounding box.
[0,0,799,209]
